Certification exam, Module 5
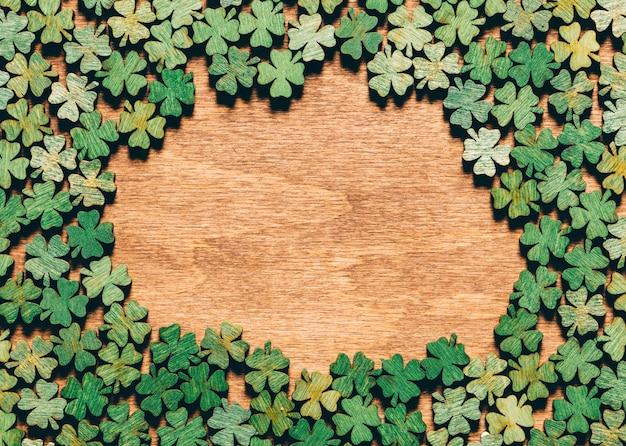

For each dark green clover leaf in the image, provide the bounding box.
[40,278,87,327]
[208,398,256,446]
[181,362,228,412]
[509,42,559,89]
[491,170,540,219]
[61,372,110,420]
[148,69,195,117]
[200,321,249,369]
[550,338,601,384]
[8,336,56,383]
[558,118,604,168]
[0,272,41,324]
[81,256,131,306]
[136,364,183,417]
[250,390,300,437]
[495,305,542,357]
[553,385,601,434]
[0,10,34,60]
[70,110,119,160]
[332,394,381,444]
[501,0,552,41]
[51,323,102,372]
[509,353,557,401]
[562,239,609,292]
[443,78,492,130]
[30,135,76,182]
[100,300,151,346]
[101,402,150,446]
[292,369,340,419]
[17,379,66,430]
[158,408,206,446]
[519,216,570,266]
[238,0,285,48]
[510,267,562,313]
[464,354,511,406]
[96,343,142,394]
[67,210,114,260]
[63,24,111,73]
[536,161,586,211]
[245,341,289,393]
[209,46,259,96]
[25,234,70,287]
[257,49,305,99]
[335,8,382,60]
[433,387,480,435]
[330,351,380,397]
[421,334,469,386]
[290,419,339,446]
[192,7,240,57]
[377,354,424,407]
[378,404,425,446]
[151,323,200,372]
[462,36,511,85]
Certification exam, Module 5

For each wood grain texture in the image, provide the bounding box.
[104,54,563,376]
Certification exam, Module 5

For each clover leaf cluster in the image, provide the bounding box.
[1,0,626,444]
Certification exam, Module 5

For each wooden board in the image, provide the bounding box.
[104,53,561,378]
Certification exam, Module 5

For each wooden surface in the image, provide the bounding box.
[105,55,561,374]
